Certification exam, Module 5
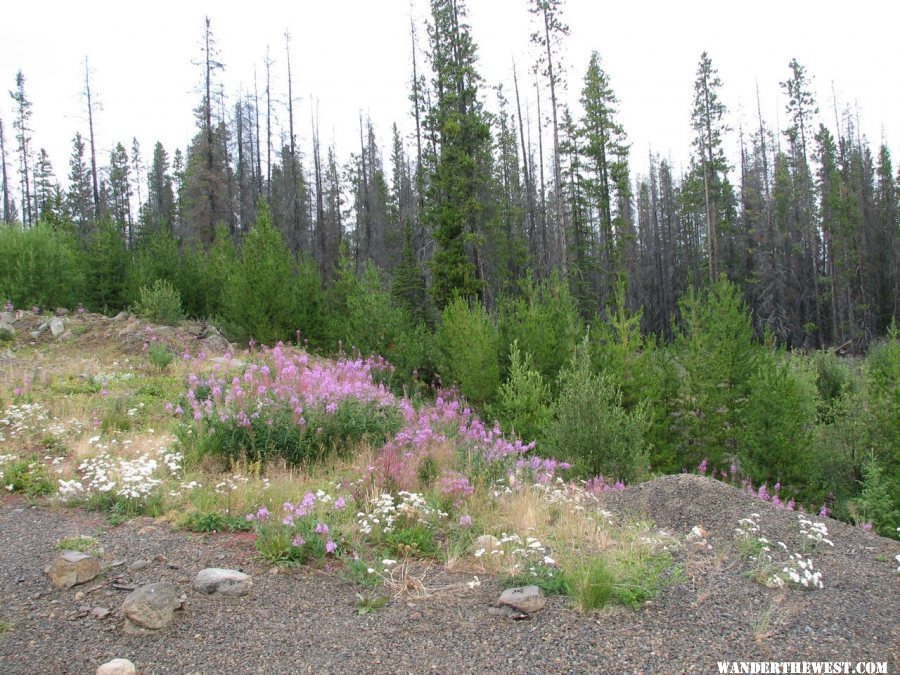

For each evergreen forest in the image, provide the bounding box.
[1,1,897,536]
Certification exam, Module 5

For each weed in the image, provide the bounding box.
[356,591,389,615]
[180,511,254,533]
[148,343,175,371]
[0,457,55,496]
[56,536,102,555]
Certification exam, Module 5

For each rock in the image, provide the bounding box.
[57,330,72,341]
[48,551,101,588]
[54,307,70,316]
[193,568,252,597]
[117,321,141,339]
[128,559,151,571]
[90,606,111,619]
[121,582,182,629]
[497,585,546,614]
[96,658,136,675]
[113,311,129,321]
[0,311,14,324]
[50,317,65,337]
[30,331,41,340]
[0,321,14,338]
[75,591,85,601]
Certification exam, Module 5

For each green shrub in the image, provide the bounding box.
[854,459,899,538]
[739,353,817,497]
[383,525,436,558]
[82,219,129,312]
[492,341,552,444]
[126,228,180,308]
[813,351,852,423]
[543,339,649,482]
[0,223,84,308]
[196,399,403,467]
[180,512,254,533]
[672,277,760,470]
[0,457,55,496]
[436,296,500,406]
[222,203,326,346]
[498,274,581,386]
[147,342,175,371]
[137,279,184,326]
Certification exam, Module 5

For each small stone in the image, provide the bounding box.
[96,658,136,675]
[0,321,14,338]
[497,585,546,614]
[50,317,65,337]
[113,311,129,321]
[54,307,70,316]
[57,330,72,341]
[37,322,49,333]
[193,568,253,597]
[30,331,41,340]
[90,607,111,619]
[75,591,85,601]
[0,311,14,324]
[122,582,182,630]
[48,551,101,588]
[128,559,150,571]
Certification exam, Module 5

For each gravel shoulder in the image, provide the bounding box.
[0,474,897,674]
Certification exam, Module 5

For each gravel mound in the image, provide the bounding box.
[0,477,897,674]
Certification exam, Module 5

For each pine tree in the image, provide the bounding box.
[144,142,176,234]
[10,70,34,226]
[579,51,630,306]
[32,148,57,223]
[0,117,11,223]
[690,52,730,283]
[66,132,94,237]
[107,142,133,241]
[424,0,493,308]
[781,59,822,347]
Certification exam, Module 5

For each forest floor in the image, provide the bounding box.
[0,311,897,674]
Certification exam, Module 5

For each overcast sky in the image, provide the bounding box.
[1,0,897,194]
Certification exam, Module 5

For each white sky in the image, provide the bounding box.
[1,0,898,195]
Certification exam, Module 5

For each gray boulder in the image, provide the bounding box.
[96,658,136,675]
[50,317,65,337]
[48,551,101,588]
[193,568,252,597]
[122,582,182,629]
[497,585,546,613]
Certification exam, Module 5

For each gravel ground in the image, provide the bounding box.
[0,474,897,674]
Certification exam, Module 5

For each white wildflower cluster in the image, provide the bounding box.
[214,474,249,493]
[0,453,18,487]
[735,512,828,590]
[775,554,823,589]
[45,418,86,438]
[474,533,557,573]
[357,491,446,535]
[798,515,834,547]
[0,403,49,442]
[57,441,182,503]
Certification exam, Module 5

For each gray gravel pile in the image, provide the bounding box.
[0,474,897,674]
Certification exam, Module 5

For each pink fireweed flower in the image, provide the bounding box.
[315,522,329,535]
[862,522,873,532]
[818,506,830,518]
[459,514,472,527]
[325,540,337,554]
[697,459,708,475]
[292,535,305,547]
[334,496,346,511]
